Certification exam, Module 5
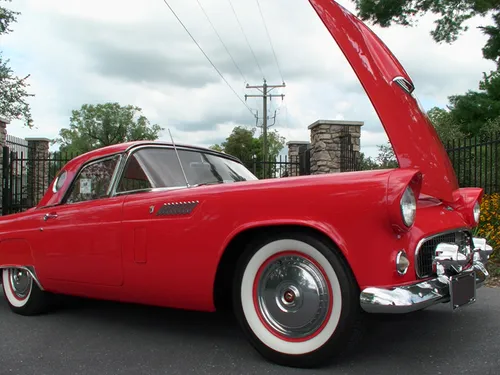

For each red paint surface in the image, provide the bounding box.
[0,1,483,313]
[308,0,460,202]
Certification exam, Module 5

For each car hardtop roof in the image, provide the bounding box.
[68,140,241,166]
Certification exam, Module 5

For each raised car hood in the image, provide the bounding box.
[309,0,459,202]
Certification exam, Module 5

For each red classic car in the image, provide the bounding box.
[0,0,494,369]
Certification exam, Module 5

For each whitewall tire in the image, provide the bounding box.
[233,232,363,368]
[2,268,52,315]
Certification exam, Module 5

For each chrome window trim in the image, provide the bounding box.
[124,142,242,164]
[414,227,470,278]
[109,144,254,197]
[62,153,123,205]
[52,170,67,193]
[113,185,189,197]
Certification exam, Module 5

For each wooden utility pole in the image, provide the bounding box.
[245,79,285,165]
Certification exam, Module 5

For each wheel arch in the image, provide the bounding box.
[213,222,356,312]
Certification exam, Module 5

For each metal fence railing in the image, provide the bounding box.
[445,133,500,194]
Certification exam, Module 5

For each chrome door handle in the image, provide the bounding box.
[43,213,58,221]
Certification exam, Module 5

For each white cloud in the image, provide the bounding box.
[1,0,496,160]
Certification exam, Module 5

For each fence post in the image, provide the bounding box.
[286,141,310,176]
[0,116,9,211]
[2,146,9,215]
[26,138,51,206]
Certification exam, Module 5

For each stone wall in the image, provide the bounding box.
[286,119,363,176]
[0,117,7,147]
[286,141,310,176]
[308,120,362,174]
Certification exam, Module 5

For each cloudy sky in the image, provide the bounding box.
[1,0,496,158]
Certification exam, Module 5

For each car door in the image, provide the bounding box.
[36,154,125,286]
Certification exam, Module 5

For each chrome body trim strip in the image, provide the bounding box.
[360,236,492,314]
[0,265,44,291]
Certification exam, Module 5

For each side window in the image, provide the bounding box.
[116,153,153,193]
[66,156,120,204]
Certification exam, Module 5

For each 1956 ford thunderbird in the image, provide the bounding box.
[0,0,494,368]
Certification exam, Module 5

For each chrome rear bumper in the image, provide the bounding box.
[360,237,494,314]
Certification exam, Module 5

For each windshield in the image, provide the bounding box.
[116,147,258,193]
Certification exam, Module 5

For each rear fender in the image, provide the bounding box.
[0,239,44,290]
[0,239,35,266]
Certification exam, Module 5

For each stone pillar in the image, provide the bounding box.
[0,116,8,147]
[308,120,363,174]
[286,141,310,176]
[26,138,51,205]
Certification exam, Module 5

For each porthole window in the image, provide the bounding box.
[52,171,67,193]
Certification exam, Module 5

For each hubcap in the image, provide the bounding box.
[9,269,32,299]
[255,253,330,340]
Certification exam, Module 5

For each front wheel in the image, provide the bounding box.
[2,268,52,315]
[233,232,363,368]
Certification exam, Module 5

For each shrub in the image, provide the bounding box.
[474,193,500,261]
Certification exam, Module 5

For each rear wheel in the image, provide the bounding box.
[233,232,363,368]
[2,268,52,315]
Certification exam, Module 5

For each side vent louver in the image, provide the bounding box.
[156,201,199,216]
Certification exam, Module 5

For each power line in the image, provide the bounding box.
[195,0,247,84]
[227,0,265,80]
[255,0,284,84]
[160,0,256,118]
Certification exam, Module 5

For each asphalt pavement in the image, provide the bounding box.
[0,287,499,375]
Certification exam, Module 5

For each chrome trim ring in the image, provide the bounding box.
[8,268,32,299]
[255,253,331,340]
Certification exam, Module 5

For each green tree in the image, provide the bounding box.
[427,107,466,143]
[424,69,500,139]
[354,0,500,64]
[375,143,398,168]
[355,143,398,171]
[210,126,286,178]
[0,0,33,126]
[358,151,381,170]
[56,103,163,154]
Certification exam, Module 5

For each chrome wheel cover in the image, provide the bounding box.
[255,253,331,339]
[9,269,32,299]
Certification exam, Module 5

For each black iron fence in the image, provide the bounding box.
[0,132,498,215]
[340,129,360,172]
[1,147,76,215]
[243,154,301,179]
[445,133,500,194]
